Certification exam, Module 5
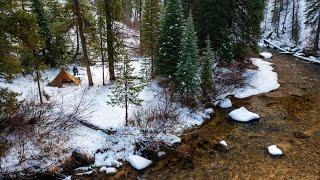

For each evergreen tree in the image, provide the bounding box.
[231,0,265,59]
[141,0,161,75]
[108,42,144,126]
[200,38,215,96]
[31,0,57,67]
[182,0,232,59]
[175,11,198,99]
[156,0,184,77]
[0,1,22,81]
[305,0,320,50]
[182,0,264,61]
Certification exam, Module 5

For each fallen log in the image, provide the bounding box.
[263,39,320,65]
[78,120,116,135]
[293,54,320,64]
[263,39,289,53]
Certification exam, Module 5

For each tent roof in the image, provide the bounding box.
[48,69,81,88]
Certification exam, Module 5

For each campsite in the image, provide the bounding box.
[0,0,319,179]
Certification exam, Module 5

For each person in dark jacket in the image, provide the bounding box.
[72,66,79,76]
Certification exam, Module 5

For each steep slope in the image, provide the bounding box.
[261,0,318,55]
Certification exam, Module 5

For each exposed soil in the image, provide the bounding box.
[81,52,320,179]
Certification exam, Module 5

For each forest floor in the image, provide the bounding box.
[92,52,320,179]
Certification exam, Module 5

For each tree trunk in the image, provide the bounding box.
[36,70,43,105]
[125,85,128,126]
[99,13,106,85]
[33,51,43,105]
[74,24,80,61]
[104,0,116,81]
[291,0,298,44]
[314,14,320,50]
[73,0,94,86]
[276,0,283,36]
[282,0,289,33]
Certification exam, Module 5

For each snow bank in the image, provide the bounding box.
[219,98,232,108]
[228,107,260,122]
[127,155,152,170]
[268,145,283,156]
[260,52,273,59]
[234,58,280,98]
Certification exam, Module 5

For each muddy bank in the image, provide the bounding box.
[82,53,320,179]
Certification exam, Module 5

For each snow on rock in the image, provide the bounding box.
[219,98,232,108]
[74,166,92,173]
[268,145,283,156]
[100,167,117,174]
[260,52,273,59]
[228,107,260,122]
[205,108,214,114]
[219,140,228,147]
[157,151,166,157]
[63,176,72,180]
[234,58,280,98]
[127,155,152,170]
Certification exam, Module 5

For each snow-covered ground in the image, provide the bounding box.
[0,59,214,173]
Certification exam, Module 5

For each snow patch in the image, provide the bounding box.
[100,167,117,174]
[228,107,260,122]
[127,155,152,170]
[260,52,273,59]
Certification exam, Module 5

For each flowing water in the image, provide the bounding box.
[89,52,320,179]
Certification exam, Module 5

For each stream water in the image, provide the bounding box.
[86,52,320,179]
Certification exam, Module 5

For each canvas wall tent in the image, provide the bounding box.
[48,69,80,88]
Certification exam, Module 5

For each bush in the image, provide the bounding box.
[0,88,19,120]
[129,88,179,140]
[0,92,90,175]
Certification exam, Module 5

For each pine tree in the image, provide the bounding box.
[231,0,265,59]
[156,0,184,77]
[182,0,232,59]
[175,11,198,99]
[182,0,264,61]
[305,0,320,50]
[0,1,22,81]
[200,38,215,96]
[141,0,161,75]
[31,0,57,67]
[108,42,144,126]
